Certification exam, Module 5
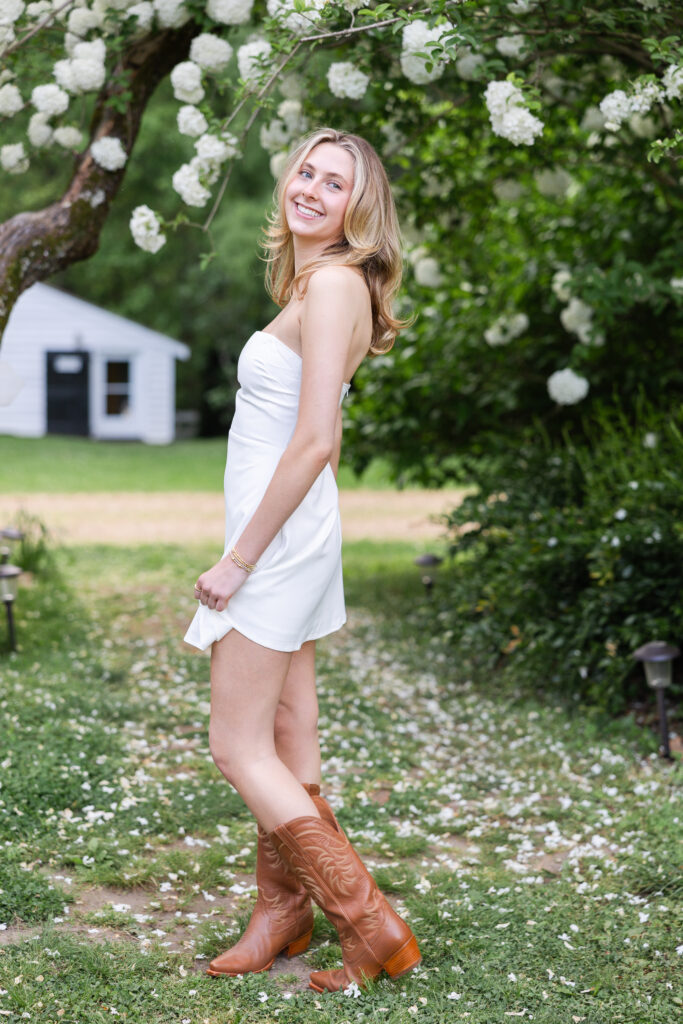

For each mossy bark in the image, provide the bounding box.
[0,22,199,338]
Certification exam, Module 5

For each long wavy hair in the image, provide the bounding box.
[262,127,407,354]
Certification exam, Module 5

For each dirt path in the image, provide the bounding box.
[0,488,467,545]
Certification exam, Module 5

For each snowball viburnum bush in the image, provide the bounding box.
[91,136,127,171]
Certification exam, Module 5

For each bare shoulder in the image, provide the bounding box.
[305,264,369,303]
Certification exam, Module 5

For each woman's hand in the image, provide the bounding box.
[194,555,249,612]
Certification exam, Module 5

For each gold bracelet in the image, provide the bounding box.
[229,547,257,574]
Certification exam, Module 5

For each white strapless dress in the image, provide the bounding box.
[183,330,350,653]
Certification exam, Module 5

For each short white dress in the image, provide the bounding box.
[183,330,350,653]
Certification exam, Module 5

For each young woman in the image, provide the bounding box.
[183,127,420,993]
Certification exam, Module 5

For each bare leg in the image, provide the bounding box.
[209,628,321,832]
[274,640,321,784]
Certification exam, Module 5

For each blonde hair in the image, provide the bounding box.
[262,127,407,354]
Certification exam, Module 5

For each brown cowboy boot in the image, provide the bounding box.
[207,783,324,977]
[269,814,421,993]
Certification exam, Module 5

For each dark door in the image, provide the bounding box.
[46,351,90,436]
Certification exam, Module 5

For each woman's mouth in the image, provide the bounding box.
[294,201,323,219]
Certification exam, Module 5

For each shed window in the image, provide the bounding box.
[105,360,130,416]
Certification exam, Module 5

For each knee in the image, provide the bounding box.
[208,725,243,786]
[274,697,318,751]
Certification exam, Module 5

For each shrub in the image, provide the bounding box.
[440,397,683,713]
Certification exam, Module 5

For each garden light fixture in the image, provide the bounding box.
[0,563,21,652]
[632,640,679,760]
[414,553,443,597]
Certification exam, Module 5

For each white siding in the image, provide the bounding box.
[0,284,189,443]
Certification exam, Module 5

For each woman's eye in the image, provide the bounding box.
[328,181,341,190]
[299,169,311,178]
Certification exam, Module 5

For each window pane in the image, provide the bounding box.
[107,361,129,385]
[106,393,129,416]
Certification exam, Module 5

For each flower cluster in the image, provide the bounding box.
[267,0,326,36]
[484,312,529,346]
[327,62,369,101]
[237,37,272,83]
[207,0,254,24]
[259,98,307,157]
[130,205,166,253]
[547,368,589,405]
[560,297,604,346]
[189,34,233,73]
[91,136,127,171]
[400,20,448,85]
[598,70,677,132]
[172,130,239,208]
[484,80,544,146]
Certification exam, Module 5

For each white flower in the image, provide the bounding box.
[130,204,166,253]
[54,59,77,93]
[260,118,290,153]
[53,125,83,148]
[343,981,362,998]
[195,131,233,164]
[91,135,127,170]
[599,89,631,131]
[508,0,538,11]
[70,56,106,93]
[669,276,683,293]
[170,61,204,104]
[172,162,211,206]
[27,111,53,146]
[580,105,606,132]
[401,20,448,85]
[190,33,233,73]
[629,112,658,138]
[327,62,369,101]
[492,177,524,202]
[67,6,101,36]
[547,368,589,405]
[484,80,543,145]
[628,80,661,116]
[177,104,208,137]
[1,141,28,172]
[189,152,220,185]
[25,1,51,18]
[0,24,15,51]
[484,312,528,346]
[153,0,191,28]
[277,97,306,134]
[455,49,485,81]
[207,0,254,25]
[269,150,288,179]
[237,38,272,83]
[0,0,24,25]
[560,296,602,344]
[267,0,326,35]
[126,2,154,31]
[31,83,70,116]
[496,34,526,59]
[447,991,462,1000]
[551,269,572,302]
[643,431,657,449]
[0,81,21,115]
[662,64,683,101]
[414,256,443,288]
[534,166,572,198]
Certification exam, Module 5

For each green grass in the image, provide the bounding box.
[0,540,681,1023]
[0,436,398,492]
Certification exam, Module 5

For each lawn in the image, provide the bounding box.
[0,436,397,492]
[0,538,681,1024]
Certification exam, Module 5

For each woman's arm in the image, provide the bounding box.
[329,408,343,480]
[196,266,361,610]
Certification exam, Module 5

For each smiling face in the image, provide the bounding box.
[283,141,356,251]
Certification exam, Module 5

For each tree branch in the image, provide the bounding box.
[0,21,201,338]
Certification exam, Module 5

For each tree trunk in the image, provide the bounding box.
[0,21,199,339]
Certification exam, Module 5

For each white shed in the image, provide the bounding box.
[0,283,190,445]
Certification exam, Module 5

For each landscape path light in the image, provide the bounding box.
[632,640,679,761]
[414,553,443,598]
[0,563,22,652]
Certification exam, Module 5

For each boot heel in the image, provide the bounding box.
[383,935,421,979]
[286,928,313,957]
